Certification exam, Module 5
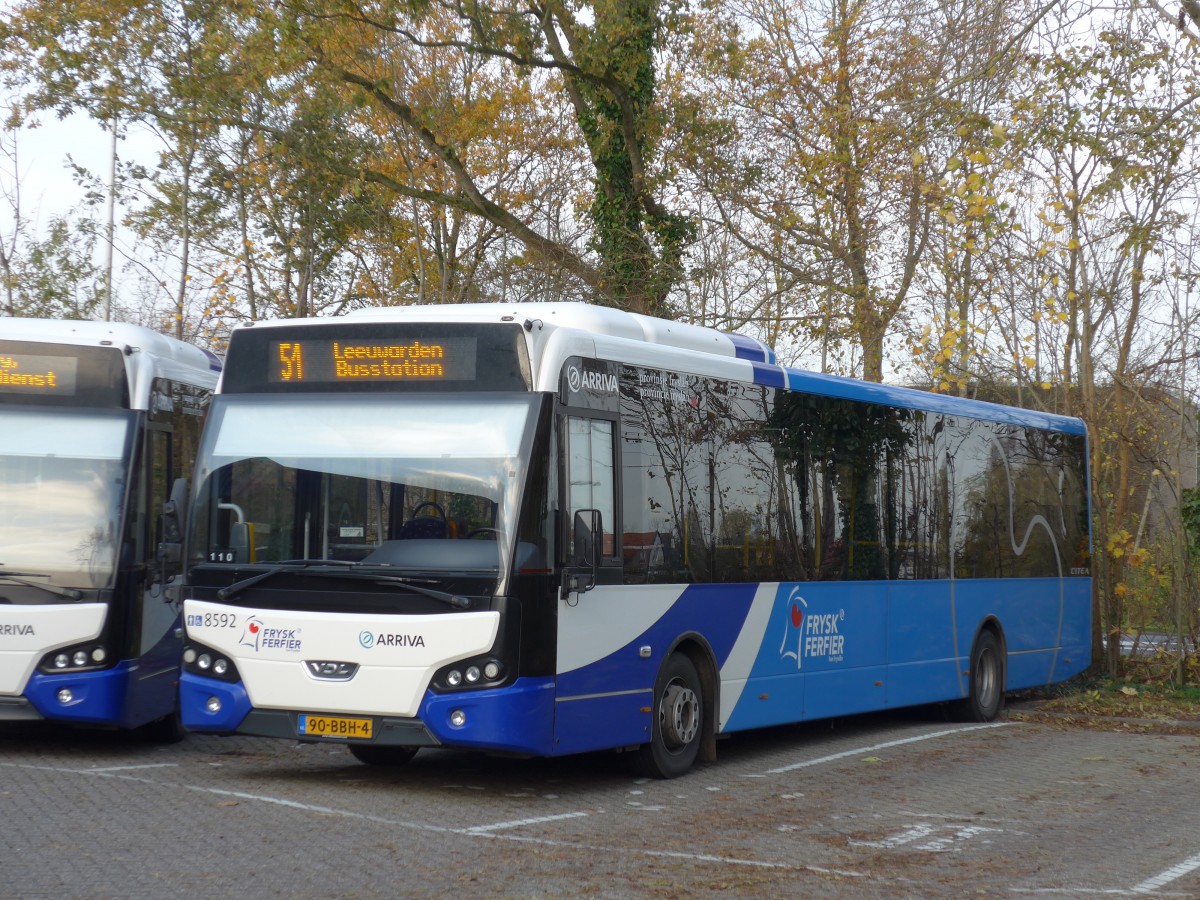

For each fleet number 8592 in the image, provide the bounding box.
[187,612,238,628]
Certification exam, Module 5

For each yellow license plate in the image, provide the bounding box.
[298,714,373,739]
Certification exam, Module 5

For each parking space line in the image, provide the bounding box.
[464,812,589,833]
[746,723,1014,776]
[1131,850,1200,894]
[83,763,180,773]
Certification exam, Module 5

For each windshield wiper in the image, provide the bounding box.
[0,567,83,601]
[215,562,472,609]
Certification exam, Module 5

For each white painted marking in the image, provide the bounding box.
[752,723,1014,775]
[83,763,179,773]
[1131,850,1200,894]
[465,812,588,834]
[852,823,938,849]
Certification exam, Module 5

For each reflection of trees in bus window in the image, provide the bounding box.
[566,417,616,558]
[621,369,690,582]
[956,424,1069,579]
[620,365,1088,587]
[710,384,780,584]
[769,393,913,582]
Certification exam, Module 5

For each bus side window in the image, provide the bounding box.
[565,417,616,562]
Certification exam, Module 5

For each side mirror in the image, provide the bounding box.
[157,477,188,563]
[562,509,601,599]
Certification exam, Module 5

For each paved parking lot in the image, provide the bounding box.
[2,708,1199,897]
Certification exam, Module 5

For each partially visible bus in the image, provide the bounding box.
[179,303,1090,776]
[0,319,220,739]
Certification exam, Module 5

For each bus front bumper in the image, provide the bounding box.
[180,673,556,756]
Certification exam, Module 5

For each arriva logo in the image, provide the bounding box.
[567,365,617,394]
[359,631,375,649]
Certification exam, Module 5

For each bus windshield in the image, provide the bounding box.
[189,393,538,592]
[0,408,132,596]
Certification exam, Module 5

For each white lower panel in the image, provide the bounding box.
[0,604,106,694]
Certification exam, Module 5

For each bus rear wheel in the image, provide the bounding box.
[953,630,1004,722]
[348,744,418,766]
[633,653,703,779]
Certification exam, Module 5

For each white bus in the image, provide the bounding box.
[179,303,1090,776]
[0,319,220,738]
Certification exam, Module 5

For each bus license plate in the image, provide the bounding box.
[298,714,373,739]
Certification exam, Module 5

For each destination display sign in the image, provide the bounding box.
[269,337,477,384]
[0,352,78,396]
[222,322,530,394]
[0,341,128,408]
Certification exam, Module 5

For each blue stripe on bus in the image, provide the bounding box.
[751,361,786,388]
[782,368,1086,434]
[725,332,775,364]
[552,582,759,756]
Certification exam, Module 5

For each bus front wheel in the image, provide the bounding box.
[954,630,1004,722]
[633,653,703,779]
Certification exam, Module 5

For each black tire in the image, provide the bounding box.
[633,653,704,779]
[138,711,186,744]
[348,744,418,766]
[953,630,1004,722]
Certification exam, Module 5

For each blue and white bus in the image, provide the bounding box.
[180,303,1090,776]
[0,319,220,738]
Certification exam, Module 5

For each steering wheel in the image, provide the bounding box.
[466,528,502,540]
[408,501,446,521]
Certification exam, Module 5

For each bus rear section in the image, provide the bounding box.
[0,320,218,734]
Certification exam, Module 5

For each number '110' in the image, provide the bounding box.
[278,343,303,380]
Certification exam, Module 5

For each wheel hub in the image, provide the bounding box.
[660,681,699,748]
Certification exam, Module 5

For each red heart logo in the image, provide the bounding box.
[791,604,803,628]
[249,622,260,634]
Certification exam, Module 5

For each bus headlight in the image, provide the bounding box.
[182,642,241,682]
[40,644,110,674]
[432,656,506,692]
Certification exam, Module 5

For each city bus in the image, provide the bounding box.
[0,318,220,739]
[179,303,1091,776]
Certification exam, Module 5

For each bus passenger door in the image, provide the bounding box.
[129,381,207,726]
[555,413,652,755]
